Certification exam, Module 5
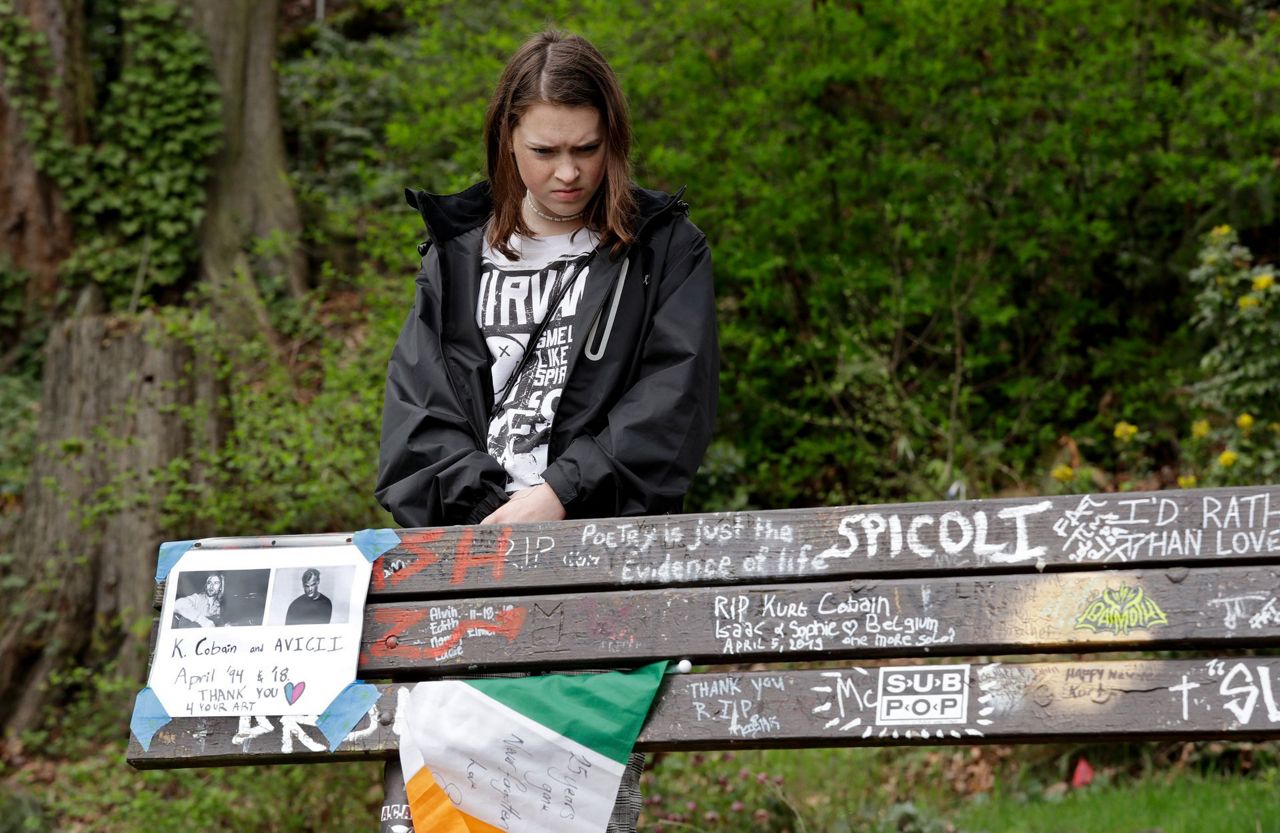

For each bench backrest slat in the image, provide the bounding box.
[175,487,1280,600]
[358,565,1280,675]
[364,486,1280,599]
[126,656,1280,768]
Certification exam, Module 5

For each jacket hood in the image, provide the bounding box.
[403,181,686,245]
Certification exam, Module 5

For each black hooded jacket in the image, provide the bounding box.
[375,182,719,528]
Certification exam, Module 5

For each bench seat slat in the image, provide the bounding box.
[357,566,1280,675]
[126,657,1280,769]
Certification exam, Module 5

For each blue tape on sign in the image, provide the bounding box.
[352,528,401,563]
[316,682,381,752]
[130,687,173,752]
[154,539,198,583]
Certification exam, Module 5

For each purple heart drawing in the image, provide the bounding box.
[284,681,306,705]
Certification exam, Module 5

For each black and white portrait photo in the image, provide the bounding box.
[170,569,270,628]
[267,565,354,626]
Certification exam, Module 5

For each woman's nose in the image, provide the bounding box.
[556,159,578,183]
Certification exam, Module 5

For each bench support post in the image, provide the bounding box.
[380,760,413,832]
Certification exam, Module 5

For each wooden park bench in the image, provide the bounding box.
[128,485,1280,826]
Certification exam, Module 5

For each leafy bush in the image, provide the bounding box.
[151,303,396,537]
[1046,226,1280,492]
[1180,226,1280,486]
[335,0,1280,509]
[279,24,421,286]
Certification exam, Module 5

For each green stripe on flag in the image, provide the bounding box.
[465,661,668,765]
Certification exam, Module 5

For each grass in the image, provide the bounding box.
[955,773,1280,833]
[642,746,1280,833]
[1,745,383,833]
[3,738,1277,832]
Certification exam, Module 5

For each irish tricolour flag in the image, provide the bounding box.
[398,662,667,833]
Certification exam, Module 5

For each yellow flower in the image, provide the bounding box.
[1237,413,1255,432]
[1270,421,1280,434]
[1253,274,1275,292]
[1218,449,1239,468]
[1239,295,1260,309]
[1051,464,1074,483]
[1191,419,1211,439]
[1113,421,1138,442]
[1211,224,1233,238]
[1177,474,1197,489]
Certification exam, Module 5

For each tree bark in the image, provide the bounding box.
[0,0,89,349]
[184,0,308,341]
[0,313,223,738]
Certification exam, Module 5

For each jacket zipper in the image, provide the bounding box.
[584,258,630,361]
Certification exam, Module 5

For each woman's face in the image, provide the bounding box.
[511,102,605,222]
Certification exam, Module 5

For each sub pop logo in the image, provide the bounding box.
[876,664,970,725]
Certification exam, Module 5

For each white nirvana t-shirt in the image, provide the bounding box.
[478,228,597,491]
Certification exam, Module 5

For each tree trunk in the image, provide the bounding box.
[0,0,89,360]
[184,0,307,341]
[0,313,223,738]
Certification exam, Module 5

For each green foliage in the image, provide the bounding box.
[6,751,382,833]
[149,304,393,536]
[0,258,44,378]
[1057,227,1280,491]
[0,784,47,833]
[352,0,1280,509]
[0,664,381,832]
[5,0,1274,534]
[1188,227,1280,413]
[1179,226,1280,486]
[3,1,1278,531]
[279,26,420,284]
[0,376,38,503]
[615,0,1280,505]
[0,0,221,307]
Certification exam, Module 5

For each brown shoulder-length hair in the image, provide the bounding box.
[484,30,637,258]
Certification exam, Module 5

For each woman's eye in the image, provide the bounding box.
[532,148,553,156]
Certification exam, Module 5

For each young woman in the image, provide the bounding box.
[375,30,717,832]
[376,30,718,532]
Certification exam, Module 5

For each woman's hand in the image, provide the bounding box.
[480,483,566,525]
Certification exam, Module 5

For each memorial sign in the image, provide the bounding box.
[148,544,371,718]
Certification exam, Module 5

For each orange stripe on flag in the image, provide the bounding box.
[461,812,505,833]
[405,767,505,833]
